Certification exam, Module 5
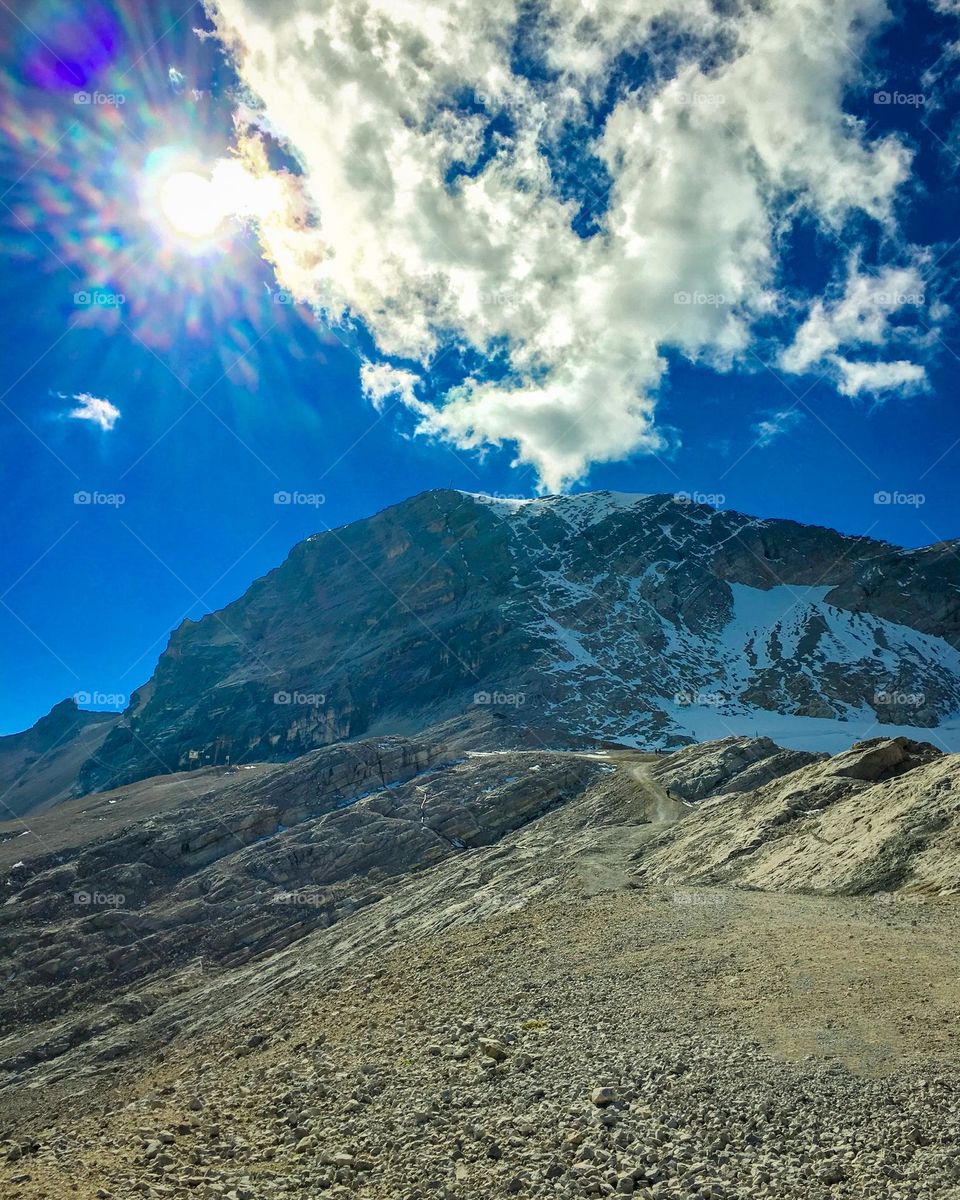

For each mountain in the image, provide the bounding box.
[0,700,119,818]
[2,492,958,1197]
[72,488,960,797]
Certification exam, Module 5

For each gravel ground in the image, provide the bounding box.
[2,885,959,1200]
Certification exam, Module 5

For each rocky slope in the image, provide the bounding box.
[57,489,960,797]
[0,737,620,1067]
[637,735,960,895]
[2,732,957,1091]
[1,732,959,1200]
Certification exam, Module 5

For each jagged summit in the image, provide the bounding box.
[459,489,656,526]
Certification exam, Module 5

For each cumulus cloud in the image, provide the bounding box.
[64,393,120,432]
[206,0,928,490]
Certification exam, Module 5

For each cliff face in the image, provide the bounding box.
[73,489,959,795]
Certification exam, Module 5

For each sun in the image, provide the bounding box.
[157,170,229,240]
[143,147,290,254]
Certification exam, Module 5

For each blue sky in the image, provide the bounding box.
[0,0,959,734]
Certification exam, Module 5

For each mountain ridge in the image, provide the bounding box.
[4,489,958,808]
[0,700,119,819]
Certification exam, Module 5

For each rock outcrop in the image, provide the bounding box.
[649,736,826,802]
[635,736,956,894]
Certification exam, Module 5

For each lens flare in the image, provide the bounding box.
[157,170,227,240]
[0,9,320,393]
[143,150,289,251]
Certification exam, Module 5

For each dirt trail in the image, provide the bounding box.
[565,759,688,895]
[626,760,689,824]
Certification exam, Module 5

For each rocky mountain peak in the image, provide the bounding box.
[0,488,948,803]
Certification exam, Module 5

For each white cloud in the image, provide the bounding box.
[779,262,931,398]
[359,361,424,413]
[206,0,925,489]
[753,409,804,447]
[65,393,120,432]
[836,359,927,397]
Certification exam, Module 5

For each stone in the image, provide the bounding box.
[479,1038,508,1062]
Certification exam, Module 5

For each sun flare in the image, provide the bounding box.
[157,170,228,240]
[146,150,290,253]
